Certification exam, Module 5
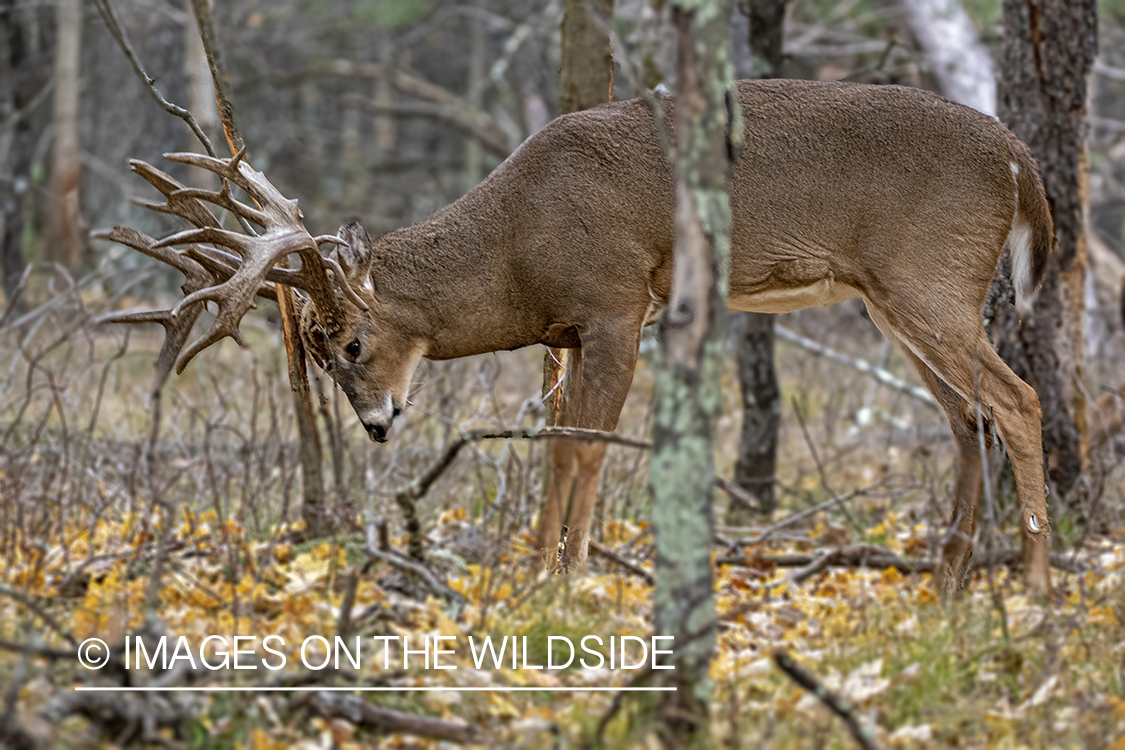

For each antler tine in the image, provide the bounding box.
[320,254,369,312]
[151,226,257,256]
[129,160,221,229]
[101,148,360,377]
[93,227,213,286]
[170,182,270,229]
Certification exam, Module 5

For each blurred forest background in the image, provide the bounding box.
[3,0,1125,747]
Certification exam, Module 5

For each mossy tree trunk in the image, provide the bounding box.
[991,0,1095,501]
[729,0,785,522]
[650,0,735,744]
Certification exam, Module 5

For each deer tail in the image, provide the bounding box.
[1007,143,1054,315]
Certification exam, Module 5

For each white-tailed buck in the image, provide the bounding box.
[102,79,1053,594]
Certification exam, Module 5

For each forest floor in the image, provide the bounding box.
[2,295,1125,749]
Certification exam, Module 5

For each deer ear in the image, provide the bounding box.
[333,221,375,288]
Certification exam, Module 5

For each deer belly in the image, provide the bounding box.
[728,278,861,314]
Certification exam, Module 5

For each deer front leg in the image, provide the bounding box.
[537,317,644,572]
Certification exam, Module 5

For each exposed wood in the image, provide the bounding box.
[189,0,328,536]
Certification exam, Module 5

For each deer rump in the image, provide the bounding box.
[486,79,1052,588]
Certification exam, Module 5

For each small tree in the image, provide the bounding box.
[650,0,736,743]
[729,0,786,522]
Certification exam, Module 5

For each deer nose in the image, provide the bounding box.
[365,422,388,443]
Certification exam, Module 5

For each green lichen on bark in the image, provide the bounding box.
[648,0,734,744]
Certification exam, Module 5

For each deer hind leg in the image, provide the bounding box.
[537,317,644,572]
[868,302,1050,594]
[865,304,983,593]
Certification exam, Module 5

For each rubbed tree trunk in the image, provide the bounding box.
[47,0,83,274]
[190,0,327,536]
[544,0,614,425]
[991,0,1095,500]
[650,0,735,743]
[729,0,784,522]
[184,1,219,188]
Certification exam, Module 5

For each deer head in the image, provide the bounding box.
[296,222,424,442]
[97,151,415,442]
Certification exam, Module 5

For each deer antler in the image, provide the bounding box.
[96,149,367,376]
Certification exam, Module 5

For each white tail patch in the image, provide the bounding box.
[1006,161,1035,316]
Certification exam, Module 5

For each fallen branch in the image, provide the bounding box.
[393,426,650,560]
[726,481,885,548]
[716,476,766,515]
[589,540,654,584]
[775,325,937,408]
[309,692,480,744]
[718,544,1087,577]
[361,545,465,608]
[773,650,881,750]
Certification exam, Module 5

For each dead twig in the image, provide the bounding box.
[589,540,654,585]
[393,426,650,560]
[773,650,881,750]
[308,692,480,744]
[361,545,465,608]
[717,544,1087,576]
[775,324,937,408]
[90,0,216,157]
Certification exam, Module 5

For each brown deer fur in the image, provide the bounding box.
[106,79,1055,595]
[296,79,1054,593]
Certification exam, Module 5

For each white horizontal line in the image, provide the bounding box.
[74,686,675,692]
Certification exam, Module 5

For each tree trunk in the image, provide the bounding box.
[464,2,486,193]
[900,0,997,116]
[47,0,83,274]
[184,0,219,188]
[728,0,784,522]
[190,0,327,537]
[544,0,614,425]
[732,311,779,515]
[650,1,735,743]
[0,0,48,311]
[991,0,1095,500]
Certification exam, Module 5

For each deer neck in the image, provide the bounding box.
[373,194,528,360]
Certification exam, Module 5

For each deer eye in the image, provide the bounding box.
[345,340,361,358]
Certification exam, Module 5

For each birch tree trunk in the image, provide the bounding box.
[544,0,614,425]
[991,0,1095,501]
[651,0,735,742]
[47,0,83,273]
[729,0,785,522]
[900,0,997,117]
